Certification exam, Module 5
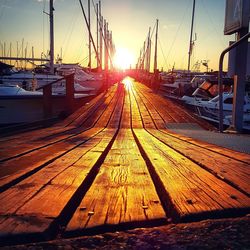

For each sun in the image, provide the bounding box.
[113,47,135,70]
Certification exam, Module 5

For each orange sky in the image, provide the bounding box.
[0,0,235,71]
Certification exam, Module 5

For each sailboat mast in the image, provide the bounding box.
[154,19,159,73]
[96,3,99,69]
[49,0,54,74]
[99,1,102,70]
[146,27,151,72]
[187,0,195,72]
[88,0,91,68]
[79,0,101,68]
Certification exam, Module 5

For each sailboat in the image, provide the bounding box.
[0,1,95,125]
[159,0,210,99]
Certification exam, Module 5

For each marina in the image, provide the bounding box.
[0,0,250,248]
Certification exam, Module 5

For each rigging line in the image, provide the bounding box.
[42,0,45,54]
[91,0,114,68]
[73,39,86,62]
[165,1,190,63]
[62,13,81,59]
[158,36,168,70]
[200,0,225,48]
[79,0,102,67]
[78,56,89,64]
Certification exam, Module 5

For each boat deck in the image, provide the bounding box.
[0,78,249,246]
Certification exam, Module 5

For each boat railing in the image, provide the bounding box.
[37,73,75,118]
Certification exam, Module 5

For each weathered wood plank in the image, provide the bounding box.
[133,129,250,221]
[0,86,121,189]
[131,88,156,129]
[132,80,250,195]
[135,81,207,125]
[148,129,250,195]
[0,127,102,189]
[132,85,166,129]
[66,115,166,234]
[0,128,117,239]
[161,129,250,163]
[0,86,124,239]
[0,86,117,161]
[128,85,143,129]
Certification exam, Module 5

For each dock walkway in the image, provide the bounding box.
[0,77,249,246]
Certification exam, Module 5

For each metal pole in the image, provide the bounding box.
[154,19,159,73]
[79,0,101,68]
[88,0,91,68]
[9,43,12,65]
[99,1,102,70]
[188,0,195,72]
[16,41,19,68]
[96,3,99,69]
[32,46,34,65]
[232,28,248,132]
[49,0,54,74]
[146,27,151,72]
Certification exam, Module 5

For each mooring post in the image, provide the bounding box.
[43,84,52,118]
[65,73,75,114]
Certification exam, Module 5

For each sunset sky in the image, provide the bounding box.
[0,0,234,71]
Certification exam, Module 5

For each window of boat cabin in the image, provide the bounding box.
[208,84,219,97]
[224,97,233,104]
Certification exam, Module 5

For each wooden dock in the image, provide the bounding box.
[0,77,249,246]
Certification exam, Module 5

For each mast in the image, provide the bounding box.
[99,1,102,70]
[146,27,151,72]
[79,0,101,68]
[9,43,12,65]
[32,46,34,65]
[104,20,108,72]
[187,0,195,72]
[88,0,91,68]
[49,0,54,74]
[96,3,99,69]
[142,41,146,71]
[154,19,159,73]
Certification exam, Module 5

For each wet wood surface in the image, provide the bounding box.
[0,78,249,245]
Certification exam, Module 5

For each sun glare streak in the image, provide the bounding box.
[113,48,135,70]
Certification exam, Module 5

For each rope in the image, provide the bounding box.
[158,36,169,71]
[91,0,114,68]
[200,0,225,48]
[62,10,81,60]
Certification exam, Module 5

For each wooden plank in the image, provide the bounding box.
[60,90,108,127]
[134,83,180,123]
[0,85,124,239]
[148,129,250,195]
[66,94,166,233]
[70,85,118,128]
[128,85,143,129]
[131,87,156,129]
[135,81,205,124]
[0,86,121,188]
[132,80,250,195]
[0,128,117,239]
[0,86,118,161]
[133,129,250,221]
[161,129,250,163]
[132,85,166,129]
[0,127,101,189]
